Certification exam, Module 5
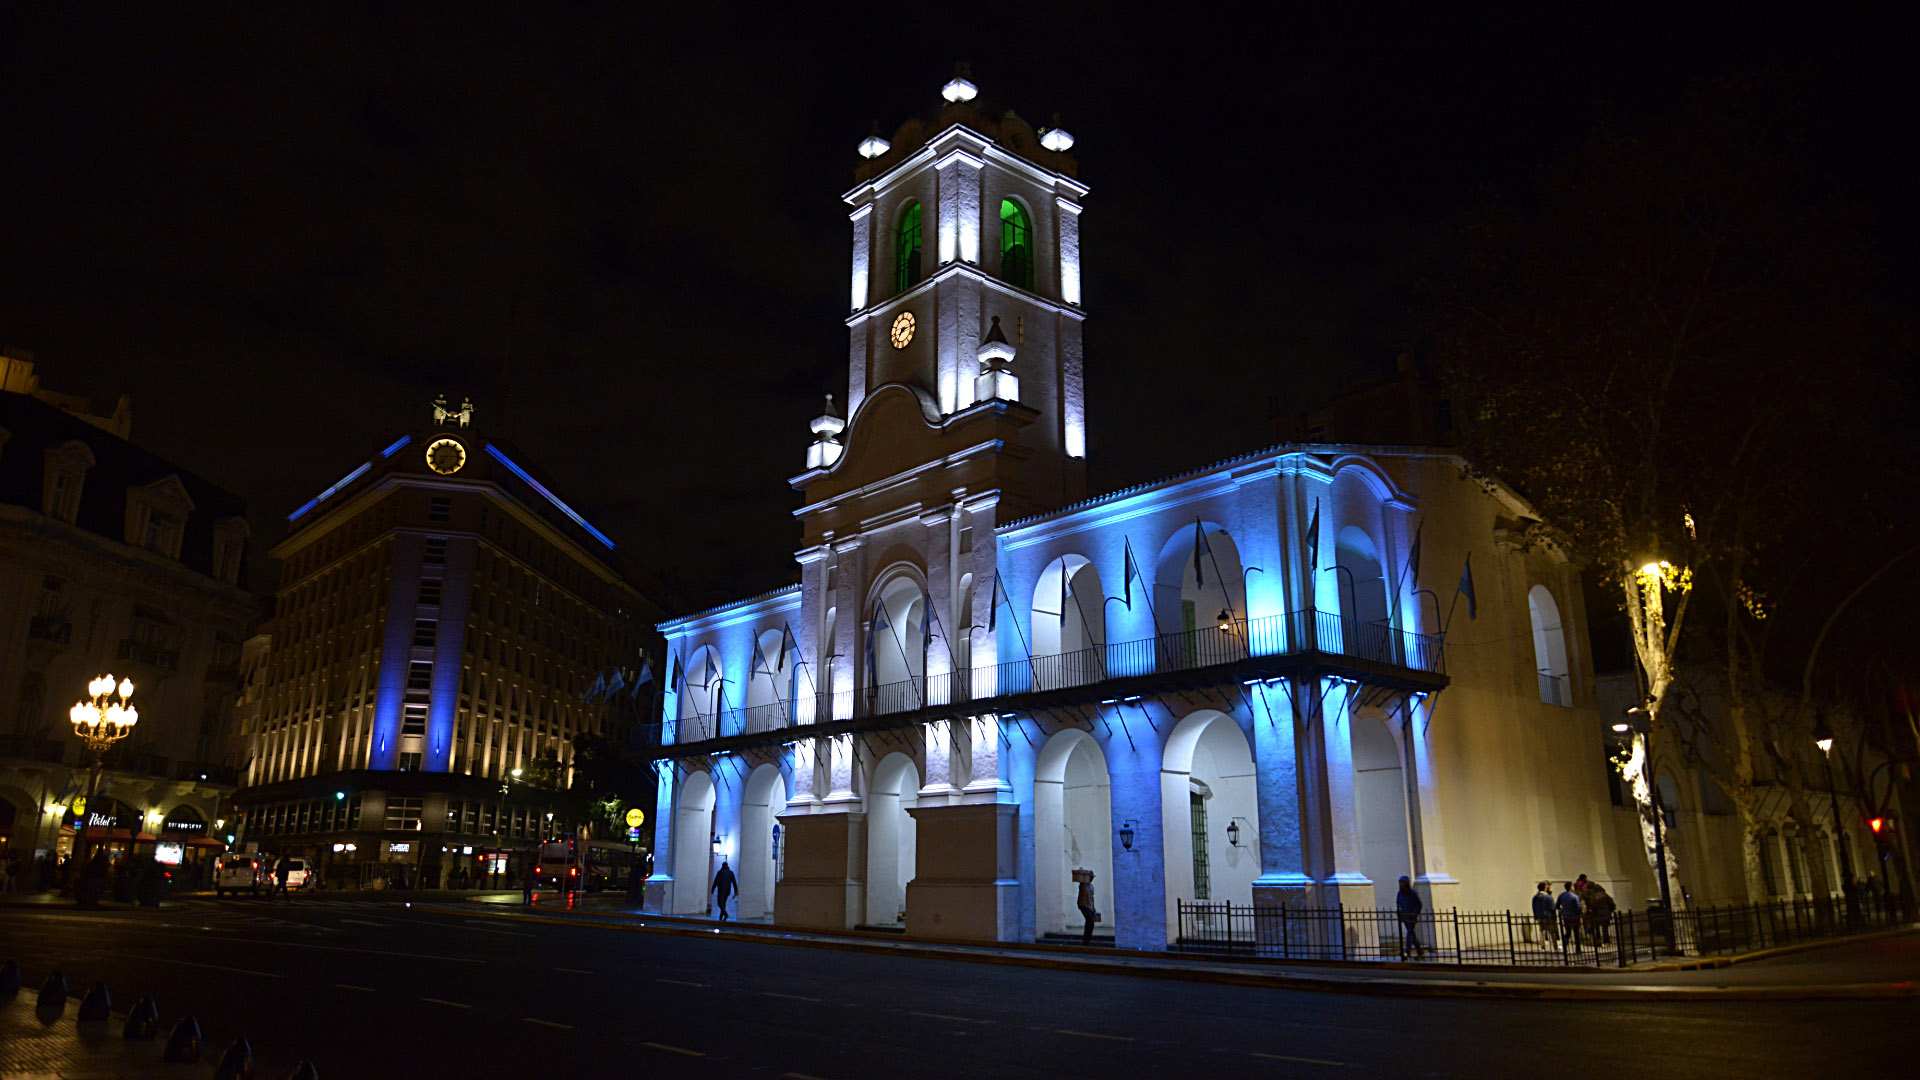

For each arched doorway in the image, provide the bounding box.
[1035,729,1114,938]
[1032,557,1107,689]
[1353,714,1412,909]
[1153,523,1248,672]
[671,771,717,915]
[680,646,724,742]
[744,629,797,734]
[738,764,789,921]
[864,752,919,926]
[869,576,927,715]
[1527,585,1571,706]
[1161,710,1260,936]
[1334,527,1394,662]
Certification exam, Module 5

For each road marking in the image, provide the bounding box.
[654,977,707,988]
[128,956,281,979]
[780,1074,830,1080]
[910,1011,975,1023]
[339,918,387,928]
[1056,1029,1133,1042]
[522,1017,574,1030]
[553,967,595,975]
[760,991,823,1003]
[421,997,472,1009]
[1252,1052,1345,1067]
[643,1042,706,1057]
[460,924,537,937]
[336,984,377,993]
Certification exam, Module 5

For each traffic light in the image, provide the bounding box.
[335,790,346,801]
[1869,817,1885,834]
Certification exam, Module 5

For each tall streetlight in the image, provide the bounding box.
[1811,713,1860,926]
[69,675,139,905]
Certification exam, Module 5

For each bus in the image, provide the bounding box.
[580,839,650,893]
[532,838,650,893]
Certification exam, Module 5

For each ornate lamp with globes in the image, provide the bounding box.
[68,675,138,905]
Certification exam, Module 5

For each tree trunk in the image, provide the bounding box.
[1780,757,1836,930]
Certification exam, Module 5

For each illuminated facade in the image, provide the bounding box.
[233,409,660,887]
[0,355,250,868]
[646,80,1629,944]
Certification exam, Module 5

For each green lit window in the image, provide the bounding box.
[1000,198,1033,289]
[895,202,923,294]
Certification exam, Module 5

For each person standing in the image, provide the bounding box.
[1582,878,1615,945]
[1395,876,1425,959]
[1556,881,1584,950]
[271,856,294,903]
[711,860,737,922]
[1075,870,1099,946]
[1531,881,1557,948]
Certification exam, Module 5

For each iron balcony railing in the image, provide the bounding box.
[671,608,1443,741]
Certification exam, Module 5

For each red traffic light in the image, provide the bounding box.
[1869,817,1885,834]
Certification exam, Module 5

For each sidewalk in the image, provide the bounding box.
[459,894,1920,1001]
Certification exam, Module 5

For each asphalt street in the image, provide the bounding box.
[1,895,1913,1078]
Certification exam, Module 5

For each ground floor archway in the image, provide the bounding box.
[671,771,717,915]
[1161,710,1260,936]
[738,764,788,921]
[1035,729,1114,938]
[1353,713,1412,909]
[864,753,919,926]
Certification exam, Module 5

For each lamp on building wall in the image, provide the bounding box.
[1226,820,1241,848]
[1217,609,1234,634]
[711,833,723,851]
[1117,820,1136,852]
[68,674,138,906]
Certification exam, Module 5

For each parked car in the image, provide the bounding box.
[214,853,266,897]
[277,857,313,890]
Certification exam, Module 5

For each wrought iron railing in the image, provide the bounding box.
[667,608,1443,744]
[1175,892,1906,968]
[28,615,73,644]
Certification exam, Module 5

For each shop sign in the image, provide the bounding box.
[161,811,207,834]
[155,842,184,866]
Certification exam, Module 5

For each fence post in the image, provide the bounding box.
[1338,902,1348,962]
[1506,911,1516,965]
[1453,909,1463,965]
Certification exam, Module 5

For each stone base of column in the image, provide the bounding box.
[1416,873,1460,913]
[905,802,1019,941]
[773,810,865,931]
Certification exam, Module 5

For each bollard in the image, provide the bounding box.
[76,981,111,1022]
[163,1014,202,1063]
[288,1063,319,1080]
[37,970,68,1010]
[124,995,161,1039]
[212,1036,254,1080]
[0,959,19,999]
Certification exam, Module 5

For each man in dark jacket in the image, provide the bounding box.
[1556,881,1584,950]
[1395,876,1425,958]
[1532,881,1557,948]
[712,860,737,922]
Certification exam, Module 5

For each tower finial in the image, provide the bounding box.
[942,64,978,104]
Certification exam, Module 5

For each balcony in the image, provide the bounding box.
[117,638,180,672]
[28,615,72,645]
[1538,671,1571,707]
[665,608,1445,754]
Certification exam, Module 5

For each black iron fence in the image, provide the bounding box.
[1175,893,1907,968]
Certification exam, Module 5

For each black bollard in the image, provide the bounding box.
[212,1036,254,1080]
[163,1014,202,1063]
[288,1063,319,1080]
[76,981,111,1022]
[0,959,19,999]
[124,995,160,1039]
[37,970,67,1010]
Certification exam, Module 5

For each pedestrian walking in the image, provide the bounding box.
[1395,876,1425,959]
[711,859,737,922]
[1581,877,1615,945]
[1531,881,1557,948]
[1074,869,1099,946]
[1555,880,1584,950]
[271,856,293,903]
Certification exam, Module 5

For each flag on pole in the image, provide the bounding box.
[1123,538,1140,610]
[750,645,771,678]
[1059,563,1070,625]
[1305,498,1321,575]
[701,650,719,689]
[668,652,683,692]
[605,669,626,698]
[922,595,933,652]
[1403,520,1424,595]
[633,660,653,697]
[1457,553,1477,620]
[1192,519,1210,588]
[779,624,798,671]
[987,577,1000,632]
[586,672,606,702]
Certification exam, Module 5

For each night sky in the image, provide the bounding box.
[2,5,1908,613]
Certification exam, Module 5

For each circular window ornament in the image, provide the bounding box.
[425,438,467,475]
[890,310,916,349]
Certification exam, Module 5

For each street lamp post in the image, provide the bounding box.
[1811,714,1860,927]
[68,675,139,906]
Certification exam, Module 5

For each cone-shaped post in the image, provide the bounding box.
[213,1035,255,1080]
[124,995,160,1039]
[76,981,111,1022]
[163,1014,202,1063]
[0,959,19,999]
[37,970,67,1010]
[288,1063,319,1080]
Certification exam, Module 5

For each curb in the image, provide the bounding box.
[444,901,1920,1001]
[1635,924,1920,971]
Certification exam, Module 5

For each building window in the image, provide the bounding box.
[385,797,423,828]
[894,201,923,294]
[212,518,248,586]
[401,702,428,735]
[413,620,437,647]
[123,475,194,560]
[418,578,441,606]
[428,496,452,523]
[999,198,1033,289]
[406,661,433,692]
[41,440,94,523]
[424,537,447,565]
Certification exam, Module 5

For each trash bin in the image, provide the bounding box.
[1645,899,1673,953]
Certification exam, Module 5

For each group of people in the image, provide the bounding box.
[1531,875,1616,949]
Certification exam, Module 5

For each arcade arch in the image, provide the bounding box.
[670,771,717,915]
[869,575,928,713]
[1334,527,1393,662]
[738,764,789,921]
[680,645,724,740]
[1527,585,1571,706]
[1160,710,1260,934]
[1032,556,1106,688]
[1035,729,1114,937]
[864,752,920,927]
[1352,712,1413,909]
[1152,523,1248,671]
[745,628,798,732]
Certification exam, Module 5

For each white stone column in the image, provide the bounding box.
[1403,693,1459,907]
[962,715,1011,800]
[1312,678,1373,907]
[921,720,959,802]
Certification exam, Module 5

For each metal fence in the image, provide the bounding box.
[1175,893,1907,968]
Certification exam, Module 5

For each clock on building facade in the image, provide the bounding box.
[425,437,467,475]
[889,310,915,349]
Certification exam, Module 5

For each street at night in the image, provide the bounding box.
[3,898,1915,1078]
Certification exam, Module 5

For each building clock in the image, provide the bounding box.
[424,437,467,475]
[889,310,915,349]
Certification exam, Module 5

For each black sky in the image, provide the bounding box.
[2,4,1909,613]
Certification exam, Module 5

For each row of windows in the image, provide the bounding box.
[891,198,1034,295]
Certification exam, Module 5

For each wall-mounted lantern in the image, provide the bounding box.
[1226,820,1241,848]
[1118,820,1136,851]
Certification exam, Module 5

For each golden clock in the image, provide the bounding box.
[890,310,915,349]
[425,437,467,475]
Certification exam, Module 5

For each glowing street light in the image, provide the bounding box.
[68,674,139,906]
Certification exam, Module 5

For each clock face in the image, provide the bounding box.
[890,310,916,349]
[425,438,467,475]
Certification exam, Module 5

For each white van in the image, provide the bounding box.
[214,853,266,897]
